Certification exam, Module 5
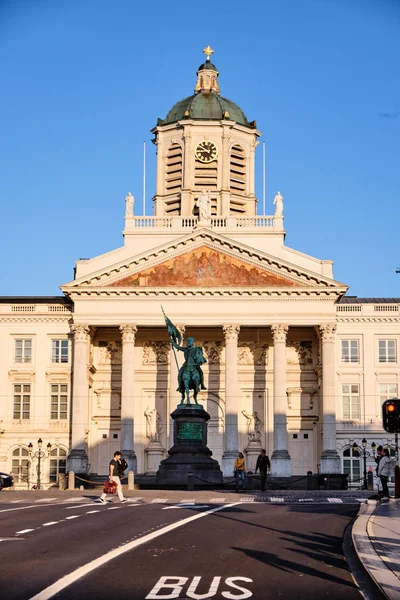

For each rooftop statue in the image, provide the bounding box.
[196,190,212,221]
[125,192,134,217]
[273,191,284,217]
[162,308,206,405]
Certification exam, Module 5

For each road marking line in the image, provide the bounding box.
[10,500,24,504]
[16,529,35,534]
[151,498,167,503]
[65,516,80,520]
[29,502,240,600]
[107,507,121,510]
[0,537,25,542]
[127,504,140,507]
[127,497,142,502]
[63,497,87,503]
[327,498,343,503]
[239,497,255,502]
[35,498,57,503]
[65,504,91,510]
[0,505,44,514]
[42,522,58,527]
[85,510,100,514]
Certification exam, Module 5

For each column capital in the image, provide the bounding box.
[271,324,289,343]
[319,323,337,342]
[71,324,90,343]
[120,324,138,344]
[223,324,240,342]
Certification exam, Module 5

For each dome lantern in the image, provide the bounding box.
[194,45,220,95]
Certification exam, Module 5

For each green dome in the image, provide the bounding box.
[160,92,255,129]
[197,61,218,71]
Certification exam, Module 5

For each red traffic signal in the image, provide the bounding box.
[382,399,400,433]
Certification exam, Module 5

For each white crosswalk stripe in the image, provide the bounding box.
[327,498,343,503]
[269,497,285,503]
[151,498,167,503]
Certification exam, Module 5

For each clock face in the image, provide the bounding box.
[195,141,218,163]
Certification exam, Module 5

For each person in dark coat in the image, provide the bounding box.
[375,445,383,497]
[255,449,271,491]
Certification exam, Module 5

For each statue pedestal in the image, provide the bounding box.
[244,441,261,473]
[145,441,165,474]
[156,405,223,486]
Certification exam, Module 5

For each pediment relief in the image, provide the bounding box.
[110,246,299,288]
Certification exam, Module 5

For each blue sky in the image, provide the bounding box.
[0,0,399,297]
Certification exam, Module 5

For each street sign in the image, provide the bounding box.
[382,399,400,433]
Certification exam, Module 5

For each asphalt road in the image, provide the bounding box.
[0,498,362,600]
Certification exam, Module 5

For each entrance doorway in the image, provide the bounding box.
[288,431,314,475]
[96,429,121,475]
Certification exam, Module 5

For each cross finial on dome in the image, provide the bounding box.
[203,45,214,62]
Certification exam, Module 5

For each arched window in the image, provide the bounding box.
[49,447,67,483]
[342,446,361,485]
[12,447,30,484]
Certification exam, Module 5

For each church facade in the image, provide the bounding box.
[1,49,399,488]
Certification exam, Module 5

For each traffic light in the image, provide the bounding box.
[382,399,400,433]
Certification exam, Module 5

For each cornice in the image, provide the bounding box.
[336,316,400,323]
[65,288,344,300]
[0,317,72,323]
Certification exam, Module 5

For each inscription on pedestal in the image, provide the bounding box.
[177,422,202,441]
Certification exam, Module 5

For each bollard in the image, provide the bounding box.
[247,472,253,491]
[395,465,400,499]
[367,469,374,491]
[187,471,194,491]
[324,476,328,490]
[128,470,135,491]
[68,470,75,491]
[58,473,66,491]
[306,471,313,491]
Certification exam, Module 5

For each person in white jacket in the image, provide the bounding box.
[377,448,392,500]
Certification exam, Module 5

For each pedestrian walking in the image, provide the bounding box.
[375,445,384,498]
[377,448,392,501]
[234,452,246,491]
[255,449,271,491]
[99,451,128,504]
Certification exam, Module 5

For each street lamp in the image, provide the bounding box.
[353,439,376,489]
[28,438,52,490]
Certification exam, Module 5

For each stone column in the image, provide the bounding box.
[168,325,185,448]
[120,324,138,472]
[319,324,341,473]
[68,324,90,474]
[221,324,240,476]
[270,324,291,477]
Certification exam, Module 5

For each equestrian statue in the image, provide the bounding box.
[162,308,207,405]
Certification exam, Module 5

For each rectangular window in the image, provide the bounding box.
[341,340,359,363]
[13,384,31,419]
[378,340,397,363]
[342,384,360,420]
[379,383,397,403]
[51,340,69,363]
[14,339,32,363]
[50,384,68,420]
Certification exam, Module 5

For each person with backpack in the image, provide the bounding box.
[99,451,128,504]
[377,447,392,501]
[255,449,271,491]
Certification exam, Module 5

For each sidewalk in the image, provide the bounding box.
[352,498,400,600]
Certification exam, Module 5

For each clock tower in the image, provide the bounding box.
[152,47,261,218]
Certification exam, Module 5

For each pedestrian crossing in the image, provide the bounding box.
[0,494,369,507]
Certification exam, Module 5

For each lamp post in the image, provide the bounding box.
[353,439,376,489]
[28,439,52,490]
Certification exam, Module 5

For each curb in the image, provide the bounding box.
[352,501,400,600]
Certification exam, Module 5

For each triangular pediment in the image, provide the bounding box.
[62,229,347,297]
[110,246,298,288]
